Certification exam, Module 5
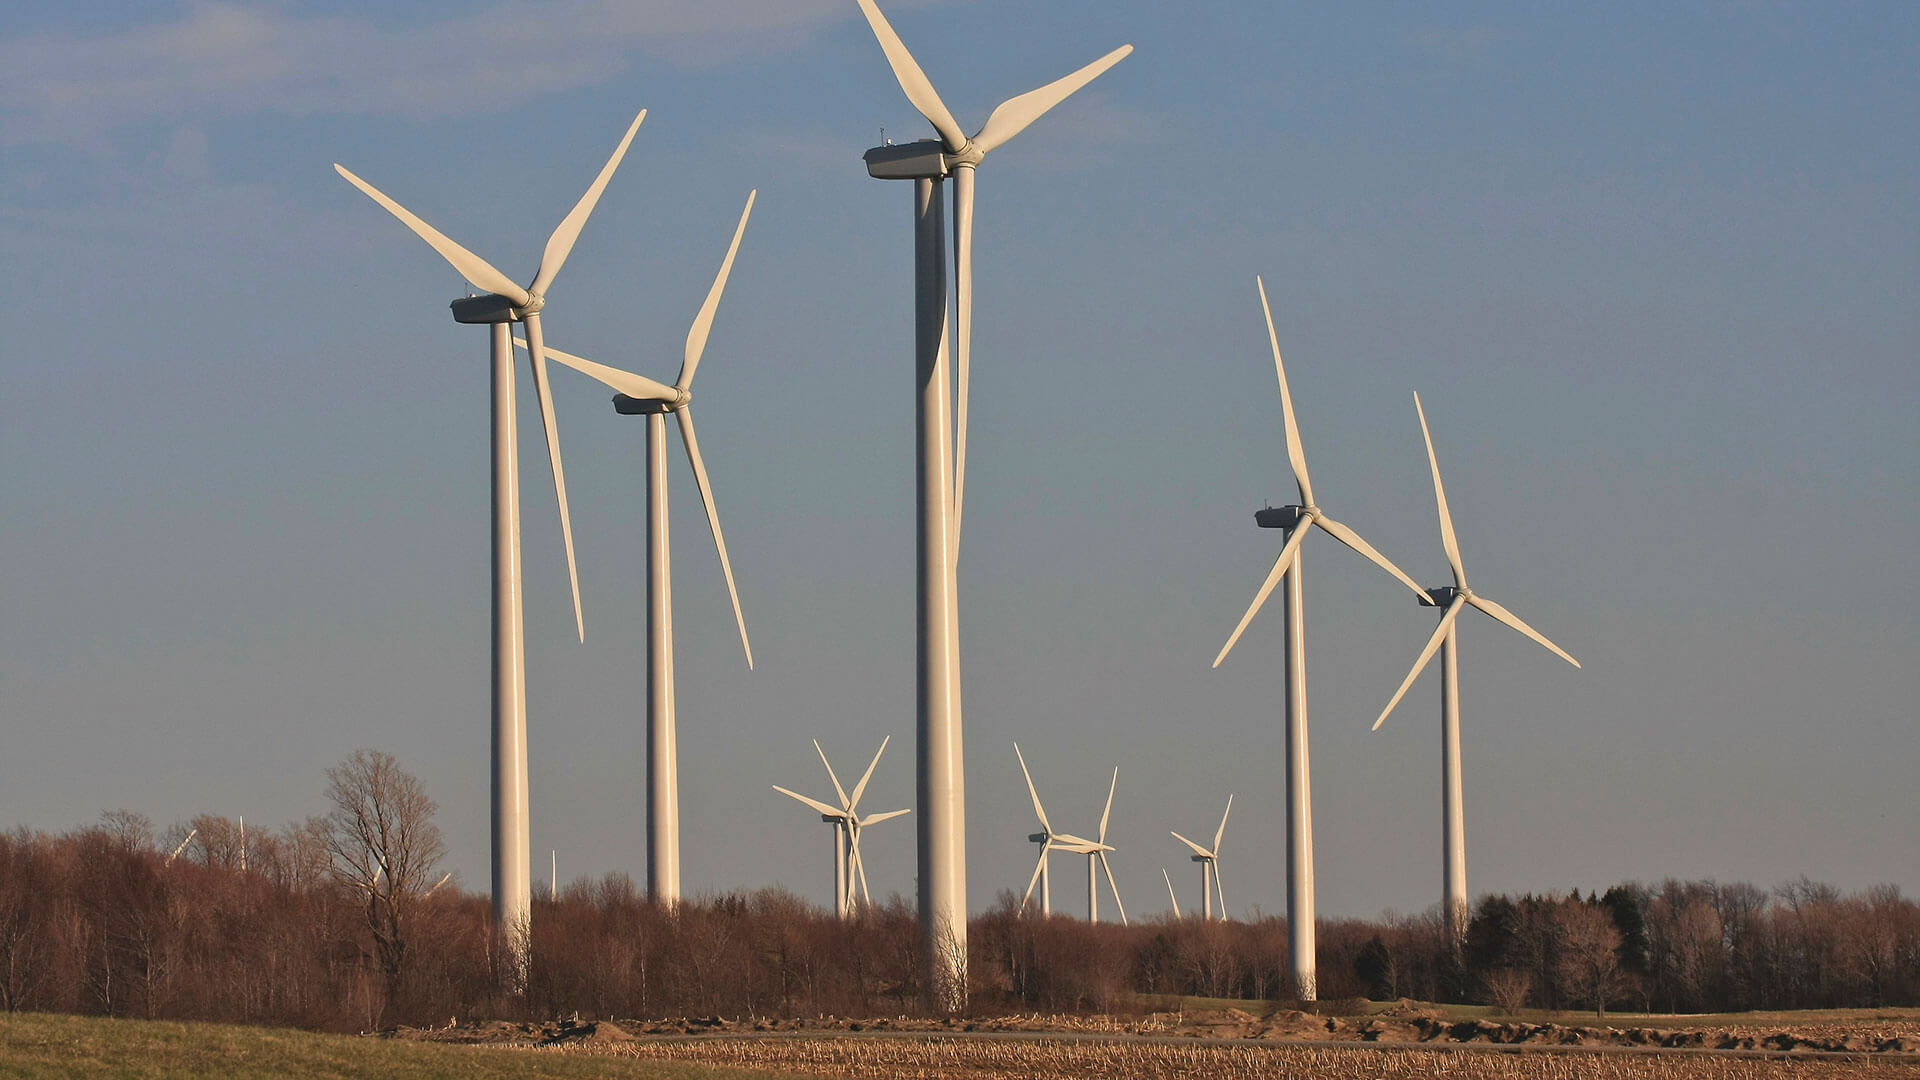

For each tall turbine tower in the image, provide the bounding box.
[1171,795,1233,921]
[334,109,645,988]
[850,0,1131,1010]
[512,193,756,905]
[1211,278,1429,999]
[773,737,911,918]
[1374,392,1581,947]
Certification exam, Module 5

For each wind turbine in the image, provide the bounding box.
[512,191,756,906]
[1373,392,1581,947]
[1171,795,1233,921]
[851,0,1131,1012]
[1211,277,1429,999]
[1013,745,1126,925]
[773,736,911,919]
[334,108,646,987]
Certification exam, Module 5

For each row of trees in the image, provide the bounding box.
[1,753,1916,1028]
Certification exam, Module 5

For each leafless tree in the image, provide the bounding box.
[1554,900,1626,1019]
[323,749,446,1013]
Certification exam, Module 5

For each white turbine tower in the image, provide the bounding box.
[1013,746,1126,925]
[1374,392,1581,947]
[334,109,645,988]
[1211,277,1429,1000]
[1171,795,1233,921]
[773,736,911,919]
[511,192,756,906]
[851,0,1131,1011]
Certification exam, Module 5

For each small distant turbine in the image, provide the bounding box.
[1014,745,1126,925]
[774,737,910,919]
[516,191,757,906]
[1374,392,1581,947]
[1211,277,1429,999]
[1171,795,1233,921]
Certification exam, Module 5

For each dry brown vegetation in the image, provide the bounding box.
[2,757,1917,1032]
[562,1036,1920,1079]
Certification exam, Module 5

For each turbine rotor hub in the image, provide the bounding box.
[516,293,547,316]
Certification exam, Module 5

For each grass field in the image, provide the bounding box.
[6,1009,1917,1079]
[582,1036,1920,1079]
[0,1013,801,1080]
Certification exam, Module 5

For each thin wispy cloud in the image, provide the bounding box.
[0,0,955,144]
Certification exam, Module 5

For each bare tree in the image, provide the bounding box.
[324,750,446,1012]
[1554,900,1626,1020]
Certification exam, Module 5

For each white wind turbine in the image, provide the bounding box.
[511,192,756,906]
[1374,392,1581,947]
[334,109,645,988]
[773,736,911,919]
[851,0,1132,1012]
[1171,795,1233,921]
[1211,277,1430,999]
[1014,745,1126,925]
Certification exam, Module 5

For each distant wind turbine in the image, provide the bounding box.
[1212,277,1429,999]
[1171,795,1233,921]
[773,737,910,919]
[334,108,647,987]
[1014,745,1127,925]
[1374,392,1581,947]
[514,191,756,906]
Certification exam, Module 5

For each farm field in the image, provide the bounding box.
[6,1008,1920,1079]
[568,1034,1920,1079]
[0,1012,801,1080]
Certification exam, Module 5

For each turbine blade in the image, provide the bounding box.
[334,164,529,306]
[1049,832,1095,850]
[1170,831,1211,859]
[1021,847,1049,909]
[971,45,1135,155]
[523,316,583,642]
[675,407,753,668]
[678,190,755,391]
[849,734,891,811]
[1098,767,1118,844]
[1014,744,1052,834]
[512,338,678,402]
[1211,516,1313,667]
[773,785,844,818]
[1256,276,1313,508]
[1414,392,1467,588]
[1099,852,1128,925]
[1213,863,1227,918]
[814,739,852,810]
[851,830,873,906]
[1467,592,1581,668]
[951,170,974,557]
[1162,868,1182,918]
[1374,597,1467,730]
[860,808,911,826]
[1213,794,1233,855]
[851,0,968,152]
[530,109,646,297]
[1314,514,1429,600]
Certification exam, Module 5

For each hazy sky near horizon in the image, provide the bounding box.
[2,1,1915,923]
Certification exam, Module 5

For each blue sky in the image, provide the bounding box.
[2,1,1915,922]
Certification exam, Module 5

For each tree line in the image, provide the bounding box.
[0,751,1914,1029]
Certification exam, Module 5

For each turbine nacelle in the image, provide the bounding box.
[613,391,692,415]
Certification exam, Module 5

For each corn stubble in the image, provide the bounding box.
[572,1038,1920,1079]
